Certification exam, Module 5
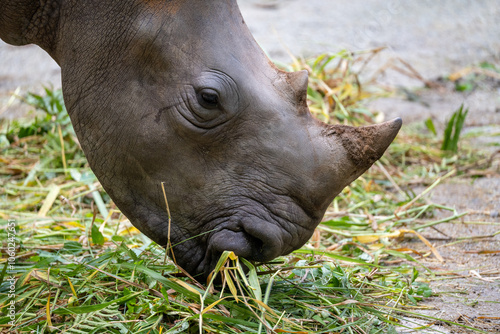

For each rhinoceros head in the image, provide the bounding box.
[0,0,401,280]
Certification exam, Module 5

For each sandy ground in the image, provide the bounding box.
[1,0,499,332]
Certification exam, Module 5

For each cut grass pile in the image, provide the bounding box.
[1,50,499,333]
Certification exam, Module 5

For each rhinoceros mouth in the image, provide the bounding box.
[196,228,279,279]
[191,209,316,279]
[210,220,282,261]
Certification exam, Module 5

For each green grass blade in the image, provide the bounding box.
[53,291,142,315]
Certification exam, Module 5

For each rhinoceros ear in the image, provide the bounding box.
[0,0,61,58]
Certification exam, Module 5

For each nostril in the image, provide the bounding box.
[211,230,252,257]
[239,218,283,262]
[210,219,284,264]
[240,230,264,256]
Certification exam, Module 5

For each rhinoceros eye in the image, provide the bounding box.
[197,89,219,109]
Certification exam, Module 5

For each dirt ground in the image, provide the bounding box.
[1,1,499,332]
[399,178,500,333]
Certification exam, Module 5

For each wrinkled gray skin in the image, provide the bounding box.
[1,0,401,281]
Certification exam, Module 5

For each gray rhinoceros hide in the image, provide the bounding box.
[0,0,401,281]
